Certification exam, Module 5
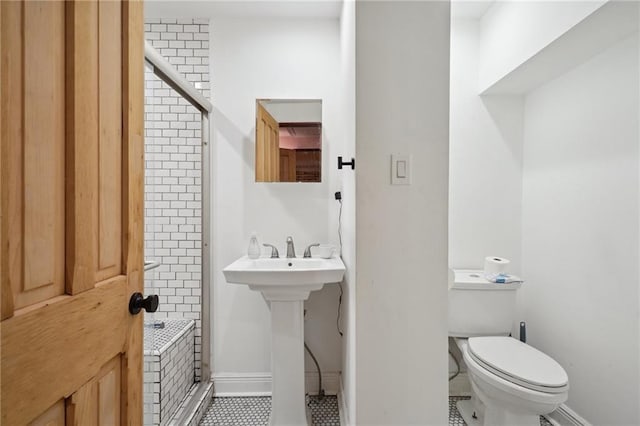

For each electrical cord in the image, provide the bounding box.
[338,199,343,249]
[336,198,344,337]
[449,349,460,382]
[305,342,325,400]
[306,195,342,403]
[336,283,343,337]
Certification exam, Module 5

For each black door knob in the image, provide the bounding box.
[129,292,159,315]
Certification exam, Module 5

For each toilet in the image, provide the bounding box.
[449,269,569,426]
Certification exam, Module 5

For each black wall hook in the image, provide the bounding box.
[338,156,355,170]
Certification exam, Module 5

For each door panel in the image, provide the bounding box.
[22,1,66,296]
[97,0,122,281]
[1,0,144,424]
[279,149,296,182]
[256,112,266,181]
[65,0,99,296]
[1,0,66,310]
[66,355,122,426]
[269,124,278,180]
[256,102,280,181]
[2,278,127,425]
[29,400,65,426]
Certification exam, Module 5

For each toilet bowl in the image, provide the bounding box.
[448,269,570,425]
[455,337,568,426]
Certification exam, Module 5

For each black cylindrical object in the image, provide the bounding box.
[520,321,527,343]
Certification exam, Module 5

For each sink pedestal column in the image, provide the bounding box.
[224,257,346,425]
[269,299,310,426]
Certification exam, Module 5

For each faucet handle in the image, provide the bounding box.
[263,243,279,258]
[303,243,320,258]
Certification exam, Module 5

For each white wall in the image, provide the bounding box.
[478,0,606,92]
[521,33,639,424]
[449,18,524,273]
[211,16,350,394]
[338,0,356,422]
[356,2,450,424]
[452,6,640,423]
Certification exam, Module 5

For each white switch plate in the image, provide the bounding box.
[391,154,411,185]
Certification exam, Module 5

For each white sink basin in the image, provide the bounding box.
[223,256,345,290]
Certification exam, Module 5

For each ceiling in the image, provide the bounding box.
[145,0,343,19]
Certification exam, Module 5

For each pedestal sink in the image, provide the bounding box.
[223,256,346,426]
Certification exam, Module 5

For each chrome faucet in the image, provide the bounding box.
[263,243,279,258]
[286,236,296,258]
[303,243,320,258]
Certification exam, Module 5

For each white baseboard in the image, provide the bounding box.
[213,372,341,397]
[337,376,350,426]
[547,404,592,426]
[213,373,271,396]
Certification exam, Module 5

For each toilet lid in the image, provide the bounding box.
[468,336,569,393]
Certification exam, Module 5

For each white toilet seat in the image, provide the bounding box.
[467,336,569,394]
[461,339,569,406]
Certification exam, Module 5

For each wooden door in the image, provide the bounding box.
[279,149,297,182]
[256,102,280,182]
[0,1,144,424]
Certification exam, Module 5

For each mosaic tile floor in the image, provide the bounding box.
[449,396,553,426]
[199,396,340,426]
[199,395,554,425]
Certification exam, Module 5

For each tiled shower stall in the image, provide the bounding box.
[143,18,210,425]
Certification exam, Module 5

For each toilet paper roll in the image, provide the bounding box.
[484,256,510,275]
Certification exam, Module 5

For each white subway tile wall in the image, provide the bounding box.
[144,18,209,381]
[143,319,196,425]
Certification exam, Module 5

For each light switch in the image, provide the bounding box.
[397,160,407,178]
[391,154,411,185]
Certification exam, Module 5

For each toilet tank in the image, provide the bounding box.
[448,269,522,337]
